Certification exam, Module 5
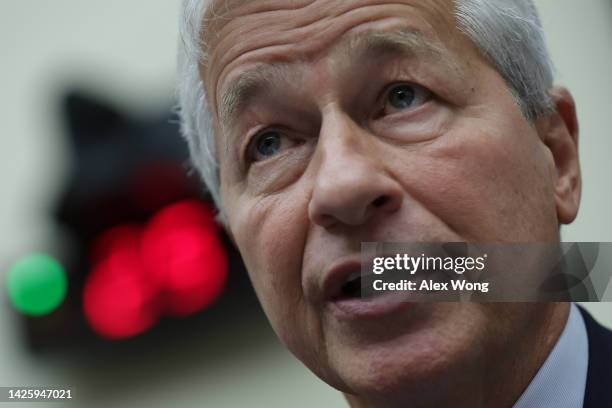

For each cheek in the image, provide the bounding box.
[387,117,557,241]
[228,189,313,343]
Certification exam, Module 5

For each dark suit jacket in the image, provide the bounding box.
[579,306,612,407]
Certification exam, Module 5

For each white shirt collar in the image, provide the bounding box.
[513,303,589,408]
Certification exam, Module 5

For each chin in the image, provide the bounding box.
[321,303,487,403]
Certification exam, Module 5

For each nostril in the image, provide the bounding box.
[372,195,389,208]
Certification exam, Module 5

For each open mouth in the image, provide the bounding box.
[326,265,413,319]
[337,271,362,299]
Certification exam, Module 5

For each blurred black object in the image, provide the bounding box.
[58,92,196,235]
[20,90,258,352]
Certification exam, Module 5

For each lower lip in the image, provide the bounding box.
[328,292,413,319]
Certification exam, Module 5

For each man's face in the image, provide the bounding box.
[202,0,576,403]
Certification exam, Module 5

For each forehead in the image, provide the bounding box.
[202,0,457,45]
[200,0,465,95]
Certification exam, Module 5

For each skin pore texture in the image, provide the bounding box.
[199,0,582,407]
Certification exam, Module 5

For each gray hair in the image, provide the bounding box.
[176,0,555,215]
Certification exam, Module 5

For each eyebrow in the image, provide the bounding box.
[218,29,447,126]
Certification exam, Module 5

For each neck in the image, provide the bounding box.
[343,303,571,408]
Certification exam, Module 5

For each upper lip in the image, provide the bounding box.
[321,256,363,301]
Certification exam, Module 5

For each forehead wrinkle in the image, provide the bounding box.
[330,27,460,76]
[350,28,440,59]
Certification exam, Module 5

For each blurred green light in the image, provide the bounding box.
[6,254,68,317]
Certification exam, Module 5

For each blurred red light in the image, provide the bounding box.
[82,200,227,339]
[146,199,217,231]
[141,200,227,316]
[83,230,160,340]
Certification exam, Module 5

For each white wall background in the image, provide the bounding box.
[0,1,610,407]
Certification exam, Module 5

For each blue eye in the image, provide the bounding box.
[257,132,281,156]
[381,83,431,117]
[388,84,416,110]
[249,130,284,161]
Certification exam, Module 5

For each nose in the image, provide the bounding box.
[308,113,403,228]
